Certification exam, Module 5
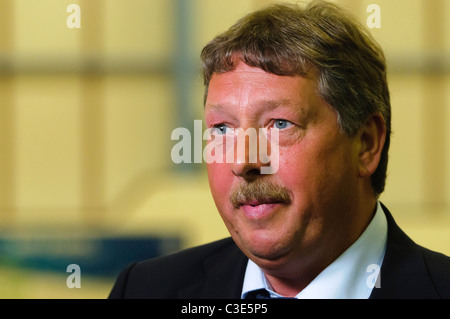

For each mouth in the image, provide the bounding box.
[238,199,285,220]
[238,199,280,206]
[229,180,291,220]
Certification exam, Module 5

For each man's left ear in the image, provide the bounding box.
[358,113,387,178]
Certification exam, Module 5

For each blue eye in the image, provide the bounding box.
[212,124,229,135]
[273,119,292,129]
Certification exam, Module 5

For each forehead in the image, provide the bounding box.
[205,61,318,113]
[208,61,300,92]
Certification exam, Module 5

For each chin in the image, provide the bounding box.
[234,230,294,263]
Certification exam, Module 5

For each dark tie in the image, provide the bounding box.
[245,289,273,299]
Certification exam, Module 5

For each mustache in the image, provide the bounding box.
[230,180,291,208]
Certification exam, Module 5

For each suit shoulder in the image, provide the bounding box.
[109,237,239,298]
[134,237,235,270]
[422,248,450,298]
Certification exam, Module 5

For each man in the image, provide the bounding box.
[109,1,450,298]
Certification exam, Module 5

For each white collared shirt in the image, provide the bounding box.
[241,201,388,299]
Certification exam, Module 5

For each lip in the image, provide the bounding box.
[240,202,281,220]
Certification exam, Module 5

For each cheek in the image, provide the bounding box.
[280,136,357,199]
[206,163,233,203]
[275,140,337,197]
[276,146,309,184]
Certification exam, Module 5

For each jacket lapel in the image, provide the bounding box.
[177,238,248,298]
[370,204,439,298]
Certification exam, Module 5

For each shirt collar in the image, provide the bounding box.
[241,201,388,299]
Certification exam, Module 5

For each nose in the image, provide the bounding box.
[230,128,272,181]
[232,162,262,181]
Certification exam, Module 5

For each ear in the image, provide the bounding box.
[358,113,387,178]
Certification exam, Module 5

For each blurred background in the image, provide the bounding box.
[0,0,448,298]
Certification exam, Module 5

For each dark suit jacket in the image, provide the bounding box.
[108,205,450,299]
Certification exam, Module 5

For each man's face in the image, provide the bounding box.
[204,61,361,271]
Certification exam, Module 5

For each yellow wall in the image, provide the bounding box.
[0,0,449,298]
